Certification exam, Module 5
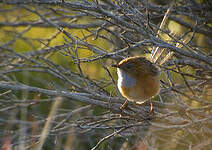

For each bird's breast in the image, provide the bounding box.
[117,68,160,102]
[117,69,137,88]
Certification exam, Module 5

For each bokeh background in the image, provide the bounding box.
[0,0,211,150]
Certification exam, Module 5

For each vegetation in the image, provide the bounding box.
[0,0,211,149]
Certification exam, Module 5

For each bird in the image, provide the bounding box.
[112,56,160,113]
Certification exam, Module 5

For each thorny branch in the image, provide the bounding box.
[0,0,211,149]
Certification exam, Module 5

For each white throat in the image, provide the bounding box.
[117,68,136,88]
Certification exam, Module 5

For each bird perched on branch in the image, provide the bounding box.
[112,56,160,113]
[111,5,177,113]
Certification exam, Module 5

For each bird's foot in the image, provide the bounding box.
[149,98,154,115]
[120,99,128,110]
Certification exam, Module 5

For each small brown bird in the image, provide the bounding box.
[112,56,160,112]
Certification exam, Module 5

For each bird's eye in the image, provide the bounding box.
[124,63,133,69]
[126,65,130,69]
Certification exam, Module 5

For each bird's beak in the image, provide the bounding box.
[111,64,119,68]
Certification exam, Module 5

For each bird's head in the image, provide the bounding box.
[112,56,159,77]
